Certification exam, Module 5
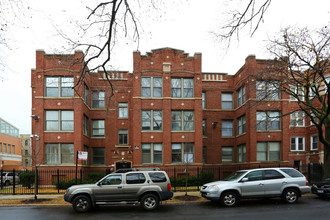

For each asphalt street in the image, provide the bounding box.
[0,196,329,220]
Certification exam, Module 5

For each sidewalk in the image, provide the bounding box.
[0,191,204,206]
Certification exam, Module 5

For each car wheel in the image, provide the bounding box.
[140,194,159,211]
[282,189,299,204]
[72,195,91,213]
[220,191,239,207]
[4,180,10,186]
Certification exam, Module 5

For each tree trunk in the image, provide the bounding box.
[323,126,330,179]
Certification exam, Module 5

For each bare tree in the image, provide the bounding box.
[213,0,271,44]
[258,25,330,177]
[57,0,161,106]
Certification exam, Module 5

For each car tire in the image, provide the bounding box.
[72,195,92,213]
[220,191,239,207]
[4,180,10,186]
[140,194,159,211]
[282,189,299,204]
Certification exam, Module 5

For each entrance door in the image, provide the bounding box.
[116,161,132,170]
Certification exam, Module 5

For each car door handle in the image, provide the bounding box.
[282,182,287,185]
[118,186,122,189]
[259,183,264,186]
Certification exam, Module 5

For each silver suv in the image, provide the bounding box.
[64,168,173,212]
[0,172,20,186]
[200,167,310,206]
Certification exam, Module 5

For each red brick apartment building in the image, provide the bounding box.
[31,48,323,171]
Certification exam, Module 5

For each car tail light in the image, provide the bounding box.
[306,177,309,186]
[167,183,171,191]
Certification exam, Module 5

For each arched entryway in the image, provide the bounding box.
[115,161,132,170]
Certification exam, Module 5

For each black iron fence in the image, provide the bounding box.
[0,163,324,195]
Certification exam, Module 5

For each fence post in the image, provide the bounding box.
[174,167,176,192]
[80,169,83,184]
[0,169,3,190]
[218,167,221,180]
[197,167,200,191]
[308,163,311,184]
[36,167,39,195]
[13,169,15,195]
[57,169,60,194]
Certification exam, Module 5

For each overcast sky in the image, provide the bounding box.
[0,0,329,134]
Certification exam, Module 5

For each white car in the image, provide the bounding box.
[200,167,310,206]
[0,172,20,186]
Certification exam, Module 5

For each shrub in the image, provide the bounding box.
[19,171,35,189]
[86,172,106,183]
[170,170,215,187]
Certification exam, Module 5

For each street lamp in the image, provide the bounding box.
[31,115,40,200]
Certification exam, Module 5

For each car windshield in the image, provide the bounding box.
[223,171,247,181]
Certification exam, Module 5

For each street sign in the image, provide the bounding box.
[78,151,88,160]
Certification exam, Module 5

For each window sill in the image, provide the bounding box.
[221,136,235,138]
[115,145,131,148]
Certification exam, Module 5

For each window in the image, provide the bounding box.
[171,111,194,131]
[126,173,146,184]
[263,170,284,180]
[222,120,233,137]
[171,78,194,98]
[45,110,74,131]
[291,137,305,151]
[257,142,281,161]
[142,110,162,131]
[3,144,6,153]
[45,143,74,164]
[100,175,122,185]
[222,146,233,162]
[202,119,207,136]
[245,170,263,181]
[84,84,89,105]
[45,76,74,97]
[257,111,280,131]
[237,86,246,106]
[238,144,246,162]
[290,85,304,101]
[171,143,194,163]
[310,112,318,125]
[311,135,318,150]
[237,115,246,135]
[118,130,128,145]
[256,81,280,99]
[92,148,105,165]
[11,145,14,154]
[290,112,305,127]
[280,168,304,177]
[25,140,28,146]
[202,92,206,109]
[118,103,128,118]
[25,150,28,156]
[92,120,105,137]
[141,77,163,97]
[222,93,233,109]
[148,172,167,183]
[83,115,89,136]
[92,91,105,108]
[141,143,163,164]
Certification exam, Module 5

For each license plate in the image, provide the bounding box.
[317,190,324,193]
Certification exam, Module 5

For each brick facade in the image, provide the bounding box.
[31,48,323,171]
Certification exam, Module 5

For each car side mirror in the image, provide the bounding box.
[241,178,249,182]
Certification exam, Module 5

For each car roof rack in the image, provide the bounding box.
[113,168,160,173]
